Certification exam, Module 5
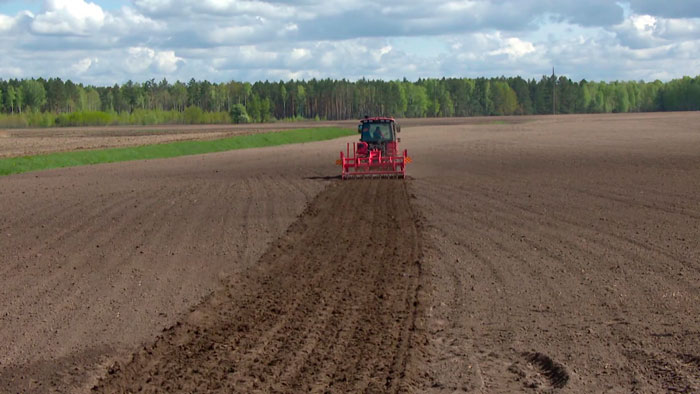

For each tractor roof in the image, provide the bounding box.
[359,116,396,123]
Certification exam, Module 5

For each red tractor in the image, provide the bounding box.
[337,116,411,179]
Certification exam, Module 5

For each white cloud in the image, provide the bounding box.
[70,57,95,73]
[489,37,536,59]
[133,0,173,14]
[656,18,700,40]
[437,1,479,13]
[154,50,182,73]
[125,47,155,72]
[209,25,259,44]
[0,14,16,32]
[237,45,277,65]
[612,11,700,50]
[290,48,310,61]
[0,0,697,84]
[125,46,183,73]
[613,14,660,48]
[631,14,657,31]
[195,0,294,18]
[133,0,297,19]
[108,6,164,33]
[31,0,106,35]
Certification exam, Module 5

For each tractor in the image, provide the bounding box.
[336,116,411,179]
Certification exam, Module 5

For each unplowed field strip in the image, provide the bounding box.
[93,180,425,393]
[406,113,700,392]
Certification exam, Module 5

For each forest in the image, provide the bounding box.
[0,74,698,127]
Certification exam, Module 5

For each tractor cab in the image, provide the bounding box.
[360,121,394,143]
[357,117,401,157]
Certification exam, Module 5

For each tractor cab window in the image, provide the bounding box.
[360,122,393,142]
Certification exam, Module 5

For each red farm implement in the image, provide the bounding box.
[336,117,411,179]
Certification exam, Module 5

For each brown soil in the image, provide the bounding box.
[0,142,334,392]
[408,112,700,393]
[94,180,424,393]
[1,112,699,393]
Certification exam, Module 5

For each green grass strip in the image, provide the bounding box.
[0,127,355,176]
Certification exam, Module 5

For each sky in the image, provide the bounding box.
[0,0,698,85]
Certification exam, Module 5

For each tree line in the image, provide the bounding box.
[0,74,698,127]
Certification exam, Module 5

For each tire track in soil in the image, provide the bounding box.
[93,179,426,393]
[519,352,570,389]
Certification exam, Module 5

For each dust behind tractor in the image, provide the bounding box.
[336,116,411,179]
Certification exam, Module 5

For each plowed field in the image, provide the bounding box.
[1,112,699,393]
[95,180,424,393]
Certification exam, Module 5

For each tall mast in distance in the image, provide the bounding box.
[552,67,556,115]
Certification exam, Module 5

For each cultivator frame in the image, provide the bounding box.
[339,142,410,179]
[336,116,411,179]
